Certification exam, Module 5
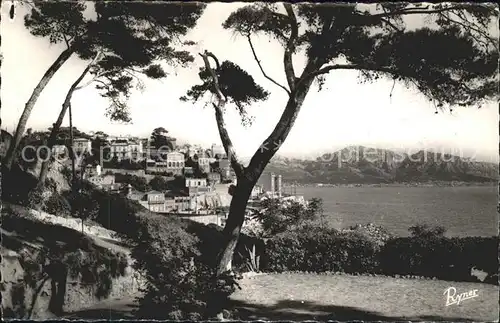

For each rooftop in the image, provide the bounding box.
[145,190,163,195]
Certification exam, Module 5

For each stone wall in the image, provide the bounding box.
[179,214,224,226]
[1,248,145,319]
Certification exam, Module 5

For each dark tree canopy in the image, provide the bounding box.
[151,127,174,150]
[24,1,206,122]
[181,59,269,126]
[204,3,498,111]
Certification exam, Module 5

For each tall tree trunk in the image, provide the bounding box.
[4,47,75,170]
[48,265,67,316]
[216,177,256,276]
[69,102,76,189]
[28,275,50,319]
[38,56,98,186]
[215,83,313,276]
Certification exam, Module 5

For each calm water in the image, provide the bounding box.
[294,186,498,237]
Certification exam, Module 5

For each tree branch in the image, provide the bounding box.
[74,52,106,90]
[199,51,244,179]
[444,11,497,49]
[246,35,291,95]
[300,63,399,86]
[302,62,477,105]
[283,3,299,91]
[64,52,103,104]
[199,51,225,102]
[366,4,477,20]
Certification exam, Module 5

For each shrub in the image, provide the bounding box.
[26,187,45,210]
[132,214,239,320]
[183,221,265,273]
[43,191,71,217]
[120,159,144,170]
[1,164,38,205]
[379,235,498,284]
[408,224,446,238]
[263,227,379,274]
[251,198,324,237]
[114,173,150,192]
[59,183,142,237]
[93,191,143,237]
[344,223,395,246]
[63,187,100,224]
[261,222,498,285]
[149,175,169,191]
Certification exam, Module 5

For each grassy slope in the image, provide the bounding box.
[1,202,138,319]
[230,273,499,321]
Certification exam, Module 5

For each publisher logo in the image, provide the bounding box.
[444,287,479,306]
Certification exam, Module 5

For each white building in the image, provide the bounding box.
[166,151,185,175]
[87,174,115,189]
[84,164,102,178]
[211,143,226,158]
[128,139,143,160]
[73,138,92,155]
[185,178,210,196]
[109,139,129,160]
[218,158,234,181]
[198,156,211,173]
[251,185,263,198]
[108,138,143,161]
[185,178,207,188]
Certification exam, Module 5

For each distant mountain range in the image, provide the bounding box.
[263,146,499,184]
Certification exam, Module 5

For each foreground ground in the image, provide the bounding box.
[230,273,498,321]
[64,273,499,321]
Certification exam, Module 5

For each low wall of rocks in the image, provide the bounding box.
[1,248,145,319]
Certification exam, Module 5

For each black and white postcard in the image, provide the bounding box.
[1,1,498,321]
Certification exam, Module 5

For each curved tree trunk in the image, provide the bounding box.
[216,177,256,275]
[28,275,50,319]
[214,82,313,276]
[4,47,74,170]
[38,56,98,186]
[199,44,319,318]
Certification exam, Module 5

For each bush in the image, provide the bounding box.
[63,186,100,223]
[379,235,498,283]
[149,176,169,191]
[114,173,150,192]
[58,182,142,237]
[183,221,265,273]
[93,191,143,237]
[1,164,38,205]
[132,214,239,319]
[408,224,446,238]
[119,159,144,170]
[261,222,498,285]
[263,227,379,274]
[43,191,71,217]
[251,198,324,237]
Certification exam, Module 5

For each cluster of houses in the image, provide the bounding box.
[57,134,295,220]
[82,163,237,214]
[51,134,234,181]
[51,135,144,160]
[71,135,241,216]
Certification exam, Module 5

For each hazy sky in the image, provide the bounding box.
[1,3,498,161]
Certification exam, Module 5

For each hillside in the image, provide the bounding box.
[1,202,144,319]
[264,146,498,184]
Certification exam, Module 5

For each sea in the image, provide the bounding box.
[293,185,498,237]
